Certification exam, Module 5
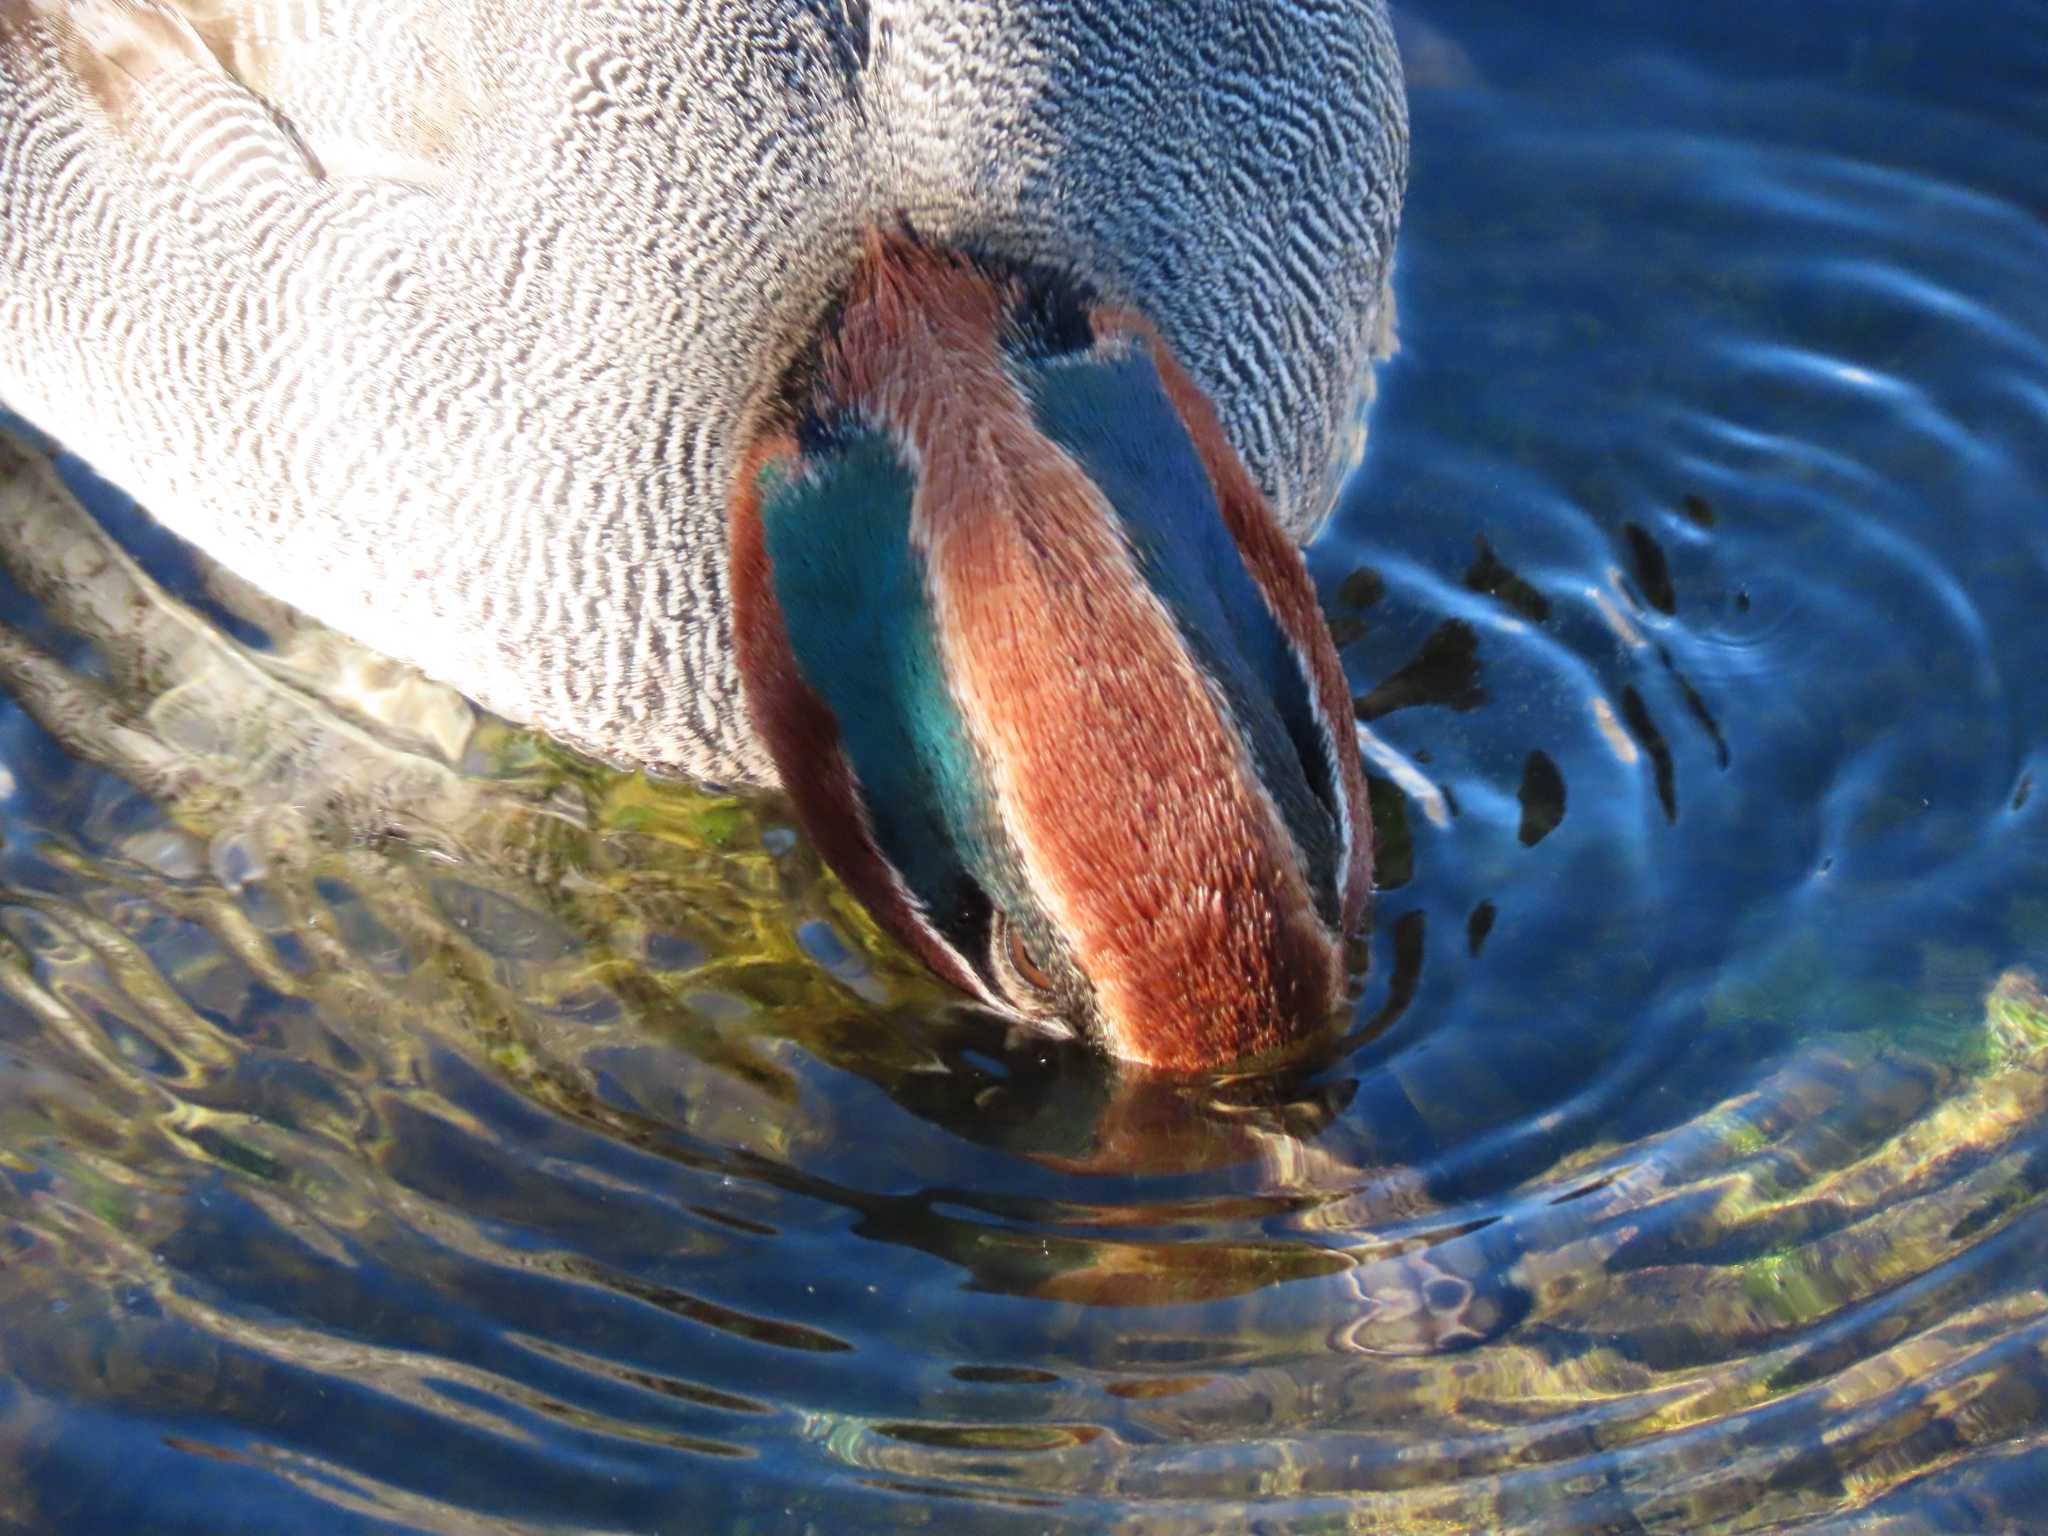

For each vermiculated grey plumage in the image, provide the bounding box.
[0,0,1406,783]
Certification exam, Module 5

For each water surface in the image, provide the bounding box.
[3,3,2048,1530]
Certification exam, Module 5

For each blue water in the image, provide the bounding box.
[2,3,2046,1530]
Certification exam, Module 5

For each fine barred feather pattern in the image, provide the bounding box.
[0,0,1406,783]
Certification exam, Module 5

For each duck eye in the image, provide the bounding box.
[1002,920,1056,994]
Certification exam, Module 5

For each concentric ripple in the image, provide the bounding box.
[4,5,2048,1531]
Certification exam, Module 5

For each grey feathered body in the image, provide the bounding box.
[0,0,1406,783]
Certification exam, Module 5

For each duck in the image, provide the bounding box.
[0,0,1408,1071]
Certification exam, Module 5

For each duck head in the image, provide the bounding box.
[730,233,1371,1071]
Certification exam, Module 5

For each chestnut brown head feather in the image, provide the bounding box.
[732,232,1371,1071]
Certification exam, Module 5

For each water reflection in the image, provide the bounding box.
[4,1,2048,1530]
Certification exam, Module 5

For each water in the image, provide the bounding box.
[3,3,2048,1529]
